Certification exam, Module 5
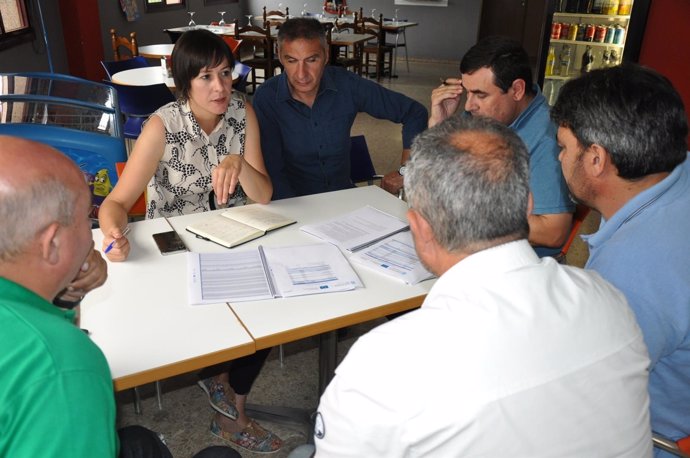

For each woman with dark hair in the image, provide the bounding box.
[98,29,281,453]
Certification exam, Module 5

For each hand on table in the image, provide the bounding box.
[57,248,108,302]
[381,170,404,196]
[102,226,131,262]
[213,155,244,205]
[429,78,463,128]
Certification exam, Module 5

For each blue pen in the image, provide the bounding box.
[104,226,131,254]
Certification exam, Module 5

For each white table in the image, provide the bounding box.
[112,66,241,90]
[83,187,433,396]
[168,186,434,393]
[112,66,176,89]
[82,217,255,391]
[139,44,175,59]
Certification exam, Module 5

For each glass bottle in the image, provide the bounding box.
[559,44,572,77]
[581,45,594,73]
[545,46,557,76]
[601,49,611,67]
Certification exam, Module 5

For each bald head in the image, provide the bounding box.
[0,136,88,261]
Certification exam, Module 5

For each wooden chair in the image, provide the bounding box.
[234,20,281,94]
[360,14,393,81]
[332,15,362,75]
[262,5,289,25]
[110,28,139,61]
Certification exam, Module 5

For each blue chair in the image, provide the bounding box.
[233,62,253,94]
[101,56,150,80]
[0,72,127,219]
[105,81,175,139]
[349,135,383,185]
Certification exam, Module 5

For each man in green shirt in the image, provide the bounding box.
[0,136,118,456]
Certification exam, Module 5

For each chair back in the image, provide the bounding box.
[0,72,127,218]
[105,81,175,139]
[101,56,149,80]
[361,14,386,45]
[116,162,147,217]
[557,203,591,261]
[263,6,288,25]
[349,135,382,185]
[165,29,183,44]
[653,433,690,457]
[221,35,243,58]
[335,14,360,33]
[233,62,253,93]
[110,28,139,61]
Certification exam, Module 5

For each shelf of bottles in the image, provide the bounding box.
[543,0,633,105]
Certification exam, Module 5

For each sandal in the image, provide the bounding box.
[210,417,283,454]
[197,377,239,420]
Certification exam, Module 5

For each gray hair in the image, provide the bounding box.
[277,17,328,52]
[0,177,77,261]
[404,115,530,253]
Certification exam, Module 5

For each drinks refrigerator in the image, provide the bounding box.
[536,0,652,106]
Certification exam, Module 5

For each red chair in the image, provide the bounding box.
[555,203,591,263]
[115,162,146,218]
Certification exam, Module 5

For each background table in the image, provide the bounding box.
[112,66,176,89]
[139,44,175,59]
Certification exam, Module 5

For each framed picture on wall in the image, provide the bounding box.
[394,0,447,6]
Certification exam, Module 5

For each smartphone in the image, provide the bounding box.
[152,231,188,256]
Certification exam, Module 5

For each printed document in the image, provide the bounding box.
[187,243,362,304]
[300,205,409,252]
[350,231,435,284]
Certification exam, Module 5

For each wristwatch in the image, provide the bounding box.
[398,165,407,176]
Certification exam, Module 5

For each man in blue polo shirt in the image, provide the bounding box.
[430,36,574,257]
[552,64,690,457]
[253,17,428,200]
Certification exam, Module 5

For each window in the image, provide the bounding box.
[0,0,31,47]
[145,0,185,12]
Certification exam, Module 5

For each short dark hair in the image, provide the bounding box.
[460,36,534,95]
[404,115,530,253]
[551,64,688,179]
[171,29,235,100]
[277,17,327,49]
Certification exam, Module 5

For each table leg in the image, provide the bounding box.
[318,330,338,395]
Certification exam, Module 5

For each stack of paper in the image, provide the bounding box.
[300,205,409,252]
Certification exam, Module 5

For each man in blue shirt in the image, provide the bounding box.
[429,36,574,257]
[253,18,428,200]
[552,64,690,457]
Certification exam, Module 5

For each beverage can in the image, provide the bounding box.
[551,22,562,39]
[560,23,570,40]
[576,23,586,41]
[614,25,626,44]
[594,25,607,43]
[605,25,615,43]
[567,23,579,40]
[584,24,595,42]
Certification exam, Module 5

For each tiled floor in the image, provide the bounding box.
[116,60,600,457]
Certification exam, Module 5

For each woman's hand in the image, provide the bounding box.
[213,155,244,205]
[102,226,131,262]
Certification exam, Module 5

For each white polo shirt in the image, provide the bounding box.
[315,240,652,457]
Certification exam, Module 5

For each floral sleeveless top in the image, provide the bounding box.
[146,93,248,219]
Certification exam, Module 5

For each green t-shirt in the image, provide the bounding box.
[0,277,117,457]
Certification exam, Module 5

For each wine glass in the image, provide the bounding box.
[218,11,227,26]
[301,3,308,16]
[187,11,196,28]
[370,8,377,19]
[278,2,284,12]
[394,9,399,22]
[246,14,253,26]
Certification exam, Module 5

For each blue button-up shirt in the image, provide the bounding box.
[253,66,428,200]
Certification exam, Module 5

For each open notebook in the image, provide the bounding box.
[186,206,296,248]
